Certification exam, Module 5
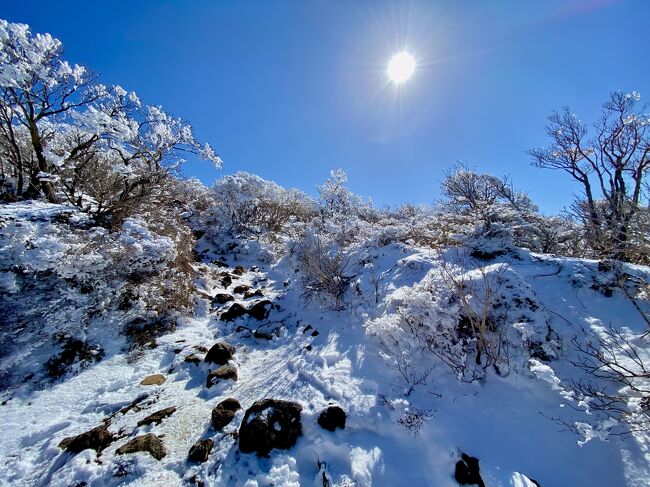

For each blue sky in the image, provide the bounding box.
[4,0,649,213]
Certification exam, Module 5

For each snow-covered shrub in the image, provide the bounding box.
[439,165,541,255]
[209,172,315,239]
[0,199,198,384]
[367,255,557,383]
[293,233,351,310]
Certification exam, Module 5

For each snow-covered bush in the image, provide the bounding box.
[293,232,352,310]
[0,198,198,385]
[367,255,558,383]
[209,172,315,239]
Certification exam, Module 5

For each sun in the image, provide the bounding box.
[387,51,416,84]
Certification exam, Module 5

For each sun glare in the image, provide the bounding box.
[387,51,416,84]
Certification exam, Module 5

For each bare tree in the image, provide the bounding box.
[530,92,650,261]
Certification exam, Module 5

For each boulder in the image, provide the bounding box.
[205,342,235,365]
[188,439,214,463]
[220,274,233,288]
[455,453,485,487]
[232,266,246,276]
[136,406,177,427]
[206,366,238,388]
[211,398,241,430]
[233,284,251,295]
[213,293,234,305]
[116,433,166,460]
[140,374,165,386]
[244,289,264,299]
[247,300,273,321]
[184,353,202,365]
[317,406,346,431]
[58,424,113,453]
[220,303,247,321]
[253,330,273,340]
[238,399,302,456]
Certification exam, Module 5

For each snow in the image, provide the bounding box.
[1,201,650,486]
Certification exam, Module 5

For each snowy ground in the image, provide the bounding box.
[1,227,650,486]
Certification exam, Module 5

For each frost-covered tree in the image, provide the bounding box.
[440,165,539,251]
[530,91,650,261]
[0,19,221,220]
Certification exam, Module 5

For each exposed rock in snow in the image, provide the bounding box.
[116,433,166,460]
[239,399,303,456]
[204,341,235,365]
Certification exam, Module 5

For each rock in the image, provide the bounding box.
[220,274,233,288]
[184,353,202,364]
[311,330,319,337]
[188,439,214,463]
[212,258,228,267]
[303,325,313,333]
[220,303,247,321]
[238,399,302,456]
[140,374,165,386]
[317,406,346,431]
[253,330,273,340]
[211,398,241,430]
[470,249,505,260]
[59,424,113,453]
[244,289,264,299]
[232,266,246,276]
[206,366,238,387]
[194,345,209,353]
[247,300,273,320]
[205,342,235,365]
[213,293,234,304]
[137,406,177,427]
[233,284,251,295]
[116,433,166,460]
[455,453,485,487]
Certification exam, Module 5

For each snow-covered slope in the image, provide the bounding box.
[1,203,650,486]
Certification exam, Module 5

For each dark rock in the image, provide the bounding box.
[317,406,346,431]
[59,424,113,453]
[250,266,260,272]
[192,229,206,240]
[455,453,485,486]
[220,303,247,321]
[205,342,235,365]
[232,266,246,276]
[247,300,273,321]
[212,258,228,267]
[244,289,264,299]
[311,330,319,337]
[470,249,505,260]
[238,399,302,456]
[116,433,166,460]
[304,345,313,352]
[173,348,183,354]
[140,374,165,386]
[233,284,251,295]
[253,330,273,340]
[137,406,177,427]
[213,293,234,305]
[220,274,233,288]
[194,345,208,353]
[211,398,241,430]
[184,354,202,365]
[188,439,213,463]
[303,325,313,333]
[206,366,238,387]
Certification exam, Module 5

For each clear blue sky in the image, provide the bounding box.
[4,0,649,213]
